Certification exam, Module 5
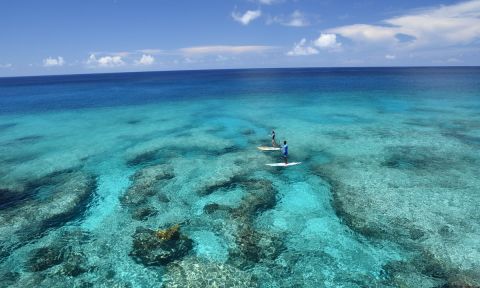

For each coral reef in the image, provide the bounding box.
[313,142,480,286]
[126,149,161,166]
[208,178,285,268]
[24,229,91,277]
[0,272,20,288]
[0,170,96,256]
[231,180,277,217]
[120,164,174,206]
[26,238,90,277]
[156,224,180,240]
[0,122,17,132]
[0,187,29,210]
[203,203,231,214]
[130,225,192,266]
[229,226,284,268]
[132,206,158,221]
[26,246,65,272]
[162,257,258,288]
[241,128,255,136]
[197,176,239,196]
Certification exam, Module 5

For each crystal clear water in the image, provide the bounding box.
[0,68,479,287]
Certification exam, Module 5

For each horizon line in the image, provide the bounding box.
[1,65,479,79]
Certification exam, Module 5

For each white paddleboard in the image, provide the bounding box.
[257,146,281,151]
[266,162,301,167]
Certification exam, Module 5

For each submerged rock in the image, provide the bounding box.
[126,148,179,167]
[0,170,96,254]
[0,271,20,288]
[162,257,258,288]
[158,193,170,203]
[230,226,284,267]
[381,145,449,172]
[382,259,446,287]
[200,178,276,214]
[197,176,238,196]
[313,145,480,285]
[120,164,174,206]
[0,187,29,210]
[126,149,160,167]
[130,225,192,266]
[25,229,91,276]
[14,135,44,144]
[27,246,65,272]
[221,179,283,267]
[60,251,88,277]
[241,128,255,136]
[126,119,142,125]
[203,203,231,215]
[132,206,158,221]
[231,180,277,217]
[0,122,16,131]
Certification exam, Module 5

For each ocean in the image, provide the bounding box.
[0,67,479,287]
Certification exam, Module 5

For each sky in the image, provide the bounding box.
[1,0,479,76]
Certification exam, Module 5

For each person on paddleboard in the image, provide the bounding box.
[282,140,288,164]
[271,130,277,147]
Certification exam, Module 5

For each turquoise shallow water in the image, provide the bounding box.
[0,68,480,287]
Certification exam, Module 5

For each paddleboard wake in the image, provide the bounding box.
[266,162,301,167]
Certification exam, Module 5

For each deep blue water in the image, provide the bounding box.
[1,67,480,287]
[1,67,479,114]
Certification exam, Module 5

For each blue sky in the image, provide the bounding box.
[1,0,479,76]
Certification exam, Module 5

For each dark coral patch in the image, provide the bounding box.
[442,131,480,147]
[0,187,31,210]
[130,226,192,266]
[126,119,142,125]
[14,135,44,143]
[241,128,255,136]
[132,206,158,221]
[231,180,277,216]
[120,164,174,207]
[381,146,447,171]
[126,150,160,167]
[0,123,17,132]
[230,226,284,267]
[0,271,20,287]
[26,232,90,276]
[26,246,65,272]
[0,170,97,258]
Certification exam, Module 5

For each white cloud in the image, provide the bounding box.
[86,54,125,68]
[135,54,155,65]
[285,10,309,27]
[326,0,480,48]
[446,57,462,63]
[314,33,341,49]
[43,56,65,67]
[287,38,319,56]
[232,10,262,25]
[385,54,396,60]
[137,49,164,55]
[257,0,281,4]
[0,63,12,68]
[328,24,398,44]
[270,10,309,27]
[216,55,229,62]
[90,51,130,57]
[183,57,196,64]
[180,45,273,55]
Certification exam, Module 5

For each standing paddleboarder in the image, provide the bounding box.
[271,130,277,147]
[282,140,288,164]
